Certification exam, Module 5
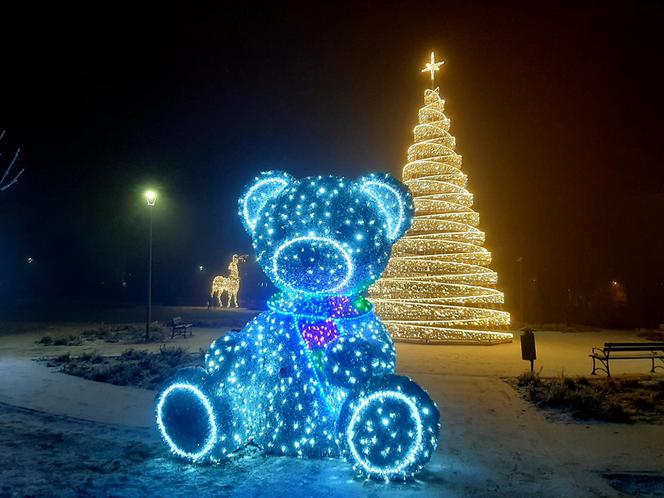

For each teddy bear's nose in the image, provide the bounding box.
[271,235,354,294]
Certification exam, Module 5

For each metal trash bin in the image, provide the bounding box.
[520,328,536,372]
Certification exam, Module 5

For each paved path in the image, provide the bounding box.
[0,358,154,427]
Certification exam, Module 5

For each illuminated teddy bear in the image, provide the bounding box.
[155,171,440,480]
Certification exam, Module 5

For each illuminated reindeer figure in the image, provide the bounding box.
[211,254,248,308]
[0,130,22,192]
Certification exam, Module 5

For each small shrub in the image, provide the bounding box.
[94,363,144,386]
[633,396,656,411]
[617,378,641,389]
[159,346,189,367]
[512,373,663,423]
[576,376,590,386]
[48,353,71,365]
[52,335,83,347]
[37,336,53,346]
[517,371,541,388]
[91,365,120,384]
[53,346,201,390]
[601,402,630,423]
[81,325,119,343]
[79,324,166,344]
[637,330,664,341]
[562,376,576,389]
[80,351,104,364]
[568,390,604,419]
[119,349,148,362]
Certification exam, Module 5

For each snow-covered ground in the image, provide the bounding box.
[0,313,663,496]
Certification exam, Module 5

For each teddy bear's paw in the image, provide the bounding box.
[335,374,441,480]
[324,336,378,388]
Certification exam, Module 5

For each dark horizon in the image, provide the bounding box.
[1,1,663,327]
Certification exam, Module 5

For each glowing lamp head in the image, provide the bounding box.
[238,171,413,296]
[145,190,157,207]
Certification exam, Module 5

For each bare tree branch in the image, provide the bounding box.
[0,129,23,192]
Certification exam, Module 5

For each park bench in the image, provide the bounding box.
[169,316,193,339]
[590,342,664,377]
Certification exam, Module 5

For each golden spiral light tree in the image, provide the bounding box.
[369,53,512,344]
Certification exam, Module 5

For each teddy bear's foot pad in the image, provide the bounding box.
[155,368,219,461]
[336,374,440,480]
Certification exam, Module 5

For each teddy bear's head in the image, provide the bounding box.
[238,171,413,296]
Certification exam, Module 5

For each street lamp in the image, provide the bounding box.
[145,190,157,342]
[145,190,157,207]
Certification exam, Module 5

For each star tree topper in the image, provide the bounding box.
[421,51,444,88]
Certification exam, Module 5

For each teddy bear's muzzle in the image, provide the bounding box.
[271,235,354,294]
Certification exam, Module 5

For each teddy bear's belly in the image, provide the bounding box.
[207,307,397,458]
[240,312,342,458]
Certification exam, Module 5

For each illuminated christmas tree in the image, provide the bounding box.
[369,53,512,344]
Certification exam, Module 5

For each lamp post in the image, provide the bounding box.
[145,190,157,342]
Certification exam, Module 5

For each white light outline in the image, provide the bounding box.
[271,235,354,294]
[241,176,290,232]
[156,383,218,461]
[346,390,423,478]
[361,180,406,241]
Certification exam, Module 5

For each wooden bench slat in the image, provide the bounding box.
[604,342,664,346]
[591,354,662,360]
[604,348,664,353]
[604,343,664,349]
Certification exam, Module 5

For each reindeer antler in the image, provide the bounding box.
[0,130,23,192]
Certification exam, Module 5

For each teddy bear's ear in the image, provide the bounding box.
[238,170,293,234]
[358,173,414,242]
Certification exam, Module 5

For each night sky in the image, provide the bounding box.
[1,2,663,326]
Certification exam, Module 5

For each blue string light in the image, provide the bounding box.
[155,171,440,480]
[156,381,218,461]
